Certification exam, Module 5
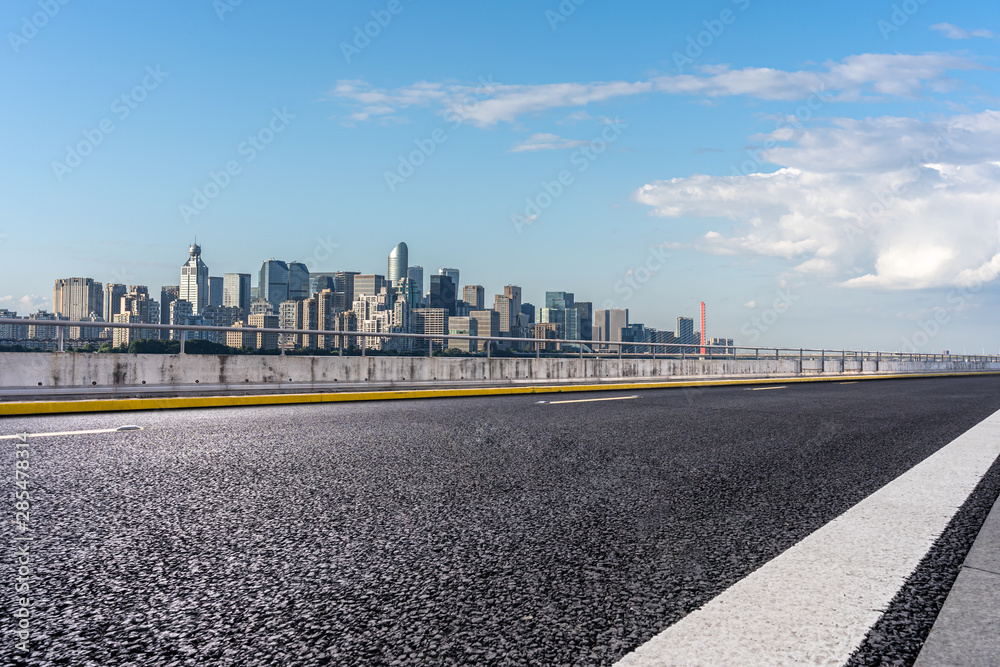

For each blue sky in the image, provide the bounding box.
[2,0,999,352]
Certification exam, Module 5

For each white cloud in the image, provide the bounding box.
[931,23,994,40]
[327,53,981,125]
[633,109,1000,290]
[508,132,591,152]
[0,294,48,313]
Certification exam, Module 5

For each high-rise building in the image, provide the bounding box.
[501,285,522,332]
[223,273,252,313]
[53,277,104,338]
[576,301,593,341]
[395,277,421,309]
[494,295,514,334]
[542,291,581,342]
[159,285,179,326]
[676,317,696,347]
[288,262,310,300]
[335,271,359,307]
[593,309,629,348]
[259,259,289,312]
[447,316,478,352]
[470,310,500,341]
[248,314,279,350]
[208,276,224,306]
[169,299,193,340]
[354,274,387,299]
[180,244,209,315]
[309,272,337,296]
[520,302,536,325]
[430,275,456,315]
[388,242,408,285]
[407,266,424,300]
[53,277,103,320]
[104,283,127,324]
[463,285,484,311]
[113,286,156,346]
[412,308,448,352]
[438,268,459,293]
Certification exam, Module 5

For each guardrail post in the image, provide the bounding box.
[799,348,803,373]
[820,349,825,373]
[361,335,366,357]
[180,334,185,354]
[57,326,64,352]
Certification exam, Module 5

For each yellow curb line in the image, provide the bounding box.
[1,371,999,416]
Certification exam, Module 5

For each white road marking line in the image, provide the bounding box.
[746,386,787,391]
[0,426,144,440]
[541,395,639,405]
[616,406,1000,667]
[840,381,858,385]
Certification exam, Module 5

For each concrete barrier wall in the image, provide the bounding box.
[2,352,998,392]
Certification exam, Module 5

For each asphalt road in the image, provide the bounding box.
[3,376,1000,666]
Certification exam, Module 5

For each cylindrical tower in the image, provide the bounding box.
[388,242,408,285]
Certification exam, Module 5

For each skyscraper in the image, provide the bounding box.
[53,277,103,338]
[576,301,593,341]
[388,242,408,285]
[208,277,224,306]
[53,277,103,318]
[593,309,629,347]
[288,262,310,300]
[159,285,180,339]
[354,274,387,299]
[430,275,456,315]
[335,271,359,306]
[223,273,251,313]
[462,285,484,311]
[407,266,424,299]
[438,268,460,292]
[677,317,696,346]
[259,259,289,312]
[104,283,127,324]
[180,244,209,315]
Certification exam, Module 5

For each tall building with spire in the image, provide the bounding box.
[388,242,408,285]
[180,244,209,315]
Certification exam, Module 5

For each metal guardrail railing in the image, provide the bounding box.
[0,318,997,364]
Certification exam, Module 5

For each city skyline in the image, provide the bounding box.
[2,1,999,353]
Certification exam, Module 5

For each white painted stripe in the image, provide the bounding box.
[0,426,144,440]
[543,395,639,405]
[616,407,1000,667]
[749,386,787,391]
[840,381,858,385]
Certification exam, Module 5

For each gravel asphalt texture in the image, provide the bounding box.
[3,376,1000,666]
